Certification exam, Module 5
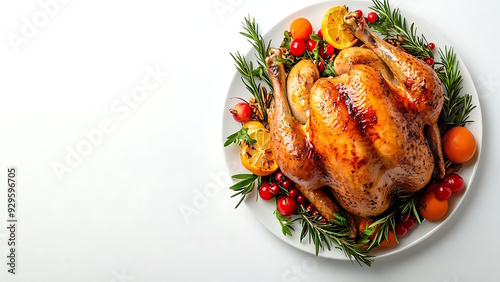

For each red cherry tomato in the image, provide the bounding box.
[431,183,452,201]
[425,57,434,65]
[281,179,292,189]
[296,194,306,204]
[428,42,435,50]
[317,216,327,223]
[306,204,315,212]
[318,45,328,60]
[269,182,280,195]
[366,12,378,23]
[317,29,323,39]
[277,196,298,216]
[258,183,273,200]
[395,222,408,236]
[275,171,284,183]
[289,188,299,198]
[444,173,465,193]
[306,39,317,52]
[318,61,324,74]
[230,102,252,123]
[290,39,306,56]
[325,44,335,55]
[401,214,415,230]
[355,9,363,18]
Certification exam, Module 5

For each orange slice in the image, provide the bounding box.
[321,6,358,50]
[240,127,278,176]
[243,120,265,136]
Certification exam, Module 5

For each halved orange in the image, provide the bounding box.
[321,6,358,50]
[240,127,278,176]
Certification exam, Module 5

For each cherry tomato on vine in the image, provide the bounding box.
[258,182,273,200]
[290,18,313,42]
[289,188,299,198]
[269,182,280,195]
[281,179,292,189]
[290,39,306,56]
[444,173,465,193]
[277,196,298,216]
[230,102,252,122]
[275,171,284,183]
[296,194,306,204]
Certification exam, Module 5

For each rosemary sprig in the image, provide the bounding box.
[240,15,273,89]
[224,127,256,147]
[275,209,295,236]
[399,191,423,224]
[298,208,374,266]
[366,212,397,250]
[369,0,433,59]
[435,47,476,129]
[358,192,423,250]
[229,174,259,208]
[230,52,268,121]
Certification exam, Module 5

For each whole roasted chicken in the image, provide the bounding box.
[266,13,444,218]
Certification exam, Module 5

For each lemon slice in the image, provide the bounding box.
[321,6,358,50]
[240,127,278,176]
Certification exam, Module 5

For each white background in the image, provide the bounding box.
[0,0,498,281]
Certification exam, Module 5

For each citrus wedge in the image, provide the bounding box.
[240,127,278,176]
[321,6,358,50]
[243,120,265,136]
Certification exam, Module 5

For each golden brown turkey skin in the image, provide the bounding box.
[265,14,444,218]
[309,65,434,216]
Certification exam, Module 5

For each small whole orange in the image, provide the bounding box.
[442,126,476,163]
[289,18,313,42]
[419,188,448,221]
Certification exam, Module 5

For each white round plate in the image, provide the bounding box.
[222,0,482,262]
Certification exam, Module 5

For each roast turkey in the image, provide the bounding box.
[265,13,444,218]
